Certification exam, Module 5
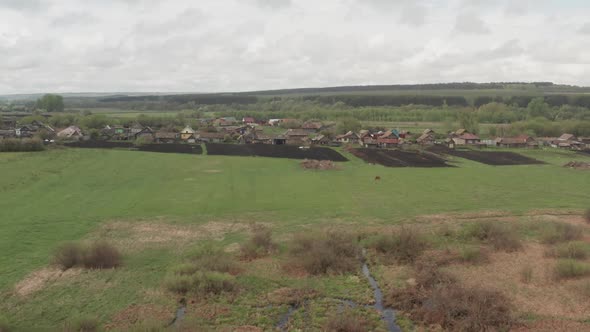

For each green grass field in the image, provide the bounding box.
[1,147,589,330]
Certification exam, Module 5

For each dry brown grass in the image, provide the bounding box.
[324,309,374,332]
[53,241,121,270]
[287,231,360,275]
[464,221,522,252]
[386,261,512,332]
[447,243,590,320]
[371,227,428,264]
[240,225,276,260]
[13,267,81,297]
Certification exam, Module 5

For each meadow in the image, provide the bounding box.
[0,147,589,330]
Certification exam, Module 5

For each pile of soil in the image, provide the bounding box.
[300,159,338,170]
[350,148,451,168]
[563,161,590,169]
[441,149,544,166]
[205,143,348,161]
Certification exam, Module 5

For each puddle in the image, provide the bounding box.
[168,298,187,327]
[362,251,402,332]
[277,303,300,331]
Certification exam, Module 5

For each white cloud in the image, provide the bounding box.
[0,0,589,93]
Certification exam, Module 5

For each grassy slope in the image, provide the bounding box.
[0,148,589,329]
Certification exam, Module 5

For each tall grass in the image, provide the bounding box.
[372,227,428,264]
[464,221,522,252]
[540,222,582,244]
[240,225,276,260]
[546,242,589,260]
[53,241,121,270]
[288,231,360,275]
[554,260,590,279]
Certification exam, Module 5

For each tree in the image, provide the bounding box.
[335,117,361,134]
[526,97,550,119]
[458,110,479,134]
[35,94,64,112]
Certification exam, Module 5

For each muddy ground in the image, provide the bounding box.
[434,147,544,166]
[205,144,348,161]
[350,148,451,168]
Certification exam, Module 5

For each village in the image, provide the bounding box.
[1,116,589,151]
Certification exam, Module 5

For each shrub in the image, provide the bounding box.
[584,209,590,224]
[63,316,100,332]
[547,242,589,260]
[324,309,372,332]
[554,259,590,279]
[53,242,84,270]
[241,225,276,260]
[82,241,121,269]
[289,231,360,275]
[52,241,121,270]
[372,227,428,264]
[164,275,193,294]
[387,263,513,332]
[0,318,11,332]
[520,265,533,283]
[187,244,240,274]
[425,285,513,332]
[459,246,489,264]
[541,222,582,244]
[192,271,236,295]
[465,222,522,252]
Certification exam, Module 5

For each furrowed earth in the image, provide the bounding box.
[0,147,589,331]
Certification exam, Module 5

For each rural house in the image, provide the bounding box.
[377,137,399,148]
[134,127,154,140]
[335,131,360,144]
[495,135,536,148]
[555,133,584,149]
[416,129,436,145]
[15,125,35,137]
[0,129,15,139]
[452,130,481,146]
[310,134,331,145]
[284,129,309,145]
[361,136,379,148]
[242,117,255,124]
[154,131,179,144]
[57,126,84,139]
[215,117,237,127]
[180,126,196,141]
[197,132,225,143]
[302,121,324,133]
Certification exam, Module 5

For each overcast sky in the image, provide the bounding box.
[0,0,589,94]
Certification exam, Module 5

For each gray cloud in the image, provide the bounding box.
[0,0,589,94]
[454,12,490,34]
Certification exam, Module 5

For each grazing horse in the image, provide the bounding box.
[374,176,381,181]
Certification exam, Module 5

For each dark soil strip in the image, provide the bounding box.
[206,143,348,161]
[444,149,544,166]
[64,141,203,155]
[350,148,451,168]
[578,150,590,156]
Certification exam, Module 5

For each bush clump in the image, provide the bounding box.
[63,316,100,332]
[554,259,590,279]
[53,241,121,270]
[165,244,239,296]
[324,309,373,332]
[465,221,522,252]
[372,227,428,264]
[240,225,276,260]
[289,231,360,275]
[459,246,489,265]
[540,222,582,244]
[547,241,589,260]
[387,262,513,332]
[187,244,240,275]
